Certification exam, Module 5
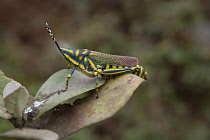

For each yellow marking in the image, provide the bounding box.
[104,68,126,71]
[83,70,94,75]
[84,57,88,62]
[79,56,83,61]
[131,67,136,70]
[102,69,132,74]
[112,65,117,68]
[139,67,142,76]
[105,71,130,74]
[64,53,79,65]
[96,69,102,73]
[68,50,74,54]
[82,69,94,75]
[79,64,85,70]
[82,50,88,54]
[118,66,123,68]
[67,74,72,78]
[75,50,79,56]
[94,72,98,76]
[61,48,74,53]
[105,64,110,69]
[87,59,96,69]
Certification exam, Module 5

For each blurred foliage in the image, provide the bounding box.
[0,0,210,140]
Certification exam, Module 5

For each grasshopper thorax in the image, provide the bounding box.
[60,48,91,66]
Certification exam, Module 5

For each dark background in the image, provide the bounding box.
[1,0,210,140]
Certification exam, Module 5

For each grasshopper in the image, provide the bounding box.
[45,23,147,98]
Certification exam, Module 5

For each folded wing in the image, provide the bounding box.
[88,51,138,67]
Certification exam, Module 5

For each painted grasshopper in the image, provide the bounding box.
[45,23,147,98]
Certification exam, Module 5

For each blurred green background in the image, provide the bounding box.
[0,0,210,140]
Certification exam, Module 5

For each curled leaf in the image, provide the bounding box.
[0,70,13,95]
[3,81,29,127]
[0,70,14,119]
[0,95,12,119]
[23,69,105,121]
[27,74,144,139]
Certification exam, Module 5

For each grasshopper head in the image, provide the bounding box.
[59,48,78,65]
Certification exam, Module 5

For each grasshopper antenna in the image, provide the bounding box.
[45,22,62,52]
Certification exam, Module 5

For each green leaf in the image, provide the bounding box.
[27,74,145,139]
[3,81,29,127]
[0,128,59,140]
[0,70,13,119]
[23,69,106,121]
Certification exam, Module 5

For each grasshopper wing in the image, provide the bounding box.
[88,51,138,67]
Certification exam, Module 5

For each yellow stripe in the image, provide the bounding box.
[103,70,132,74]
[87,59,96,69]
[96,69,102,73]
[83,70,94,75]
[68,50,74,54]
[79,64,85,70]
[131,67,136,70]
[84,57,88,62]
[67,74,72,78]
[64,53,79,65]
[94,72,98,76]
[75,50,79,57]
[104,68,126,71]
[139,67,142,76]
[82,50,88,54]
[105,64,110,69]
[61,48,74,53]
